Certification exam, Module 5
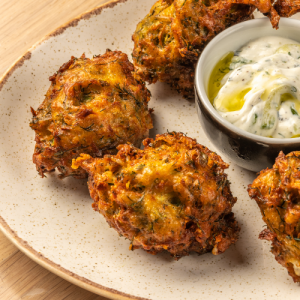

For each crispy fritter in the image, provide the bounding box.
[72,132,240,259]
[132,0,298,99]
[248,151,300,283]
[30,50,153,179]
[274,0,300,17]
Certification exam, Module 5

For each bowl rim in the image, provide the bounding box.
[195,17,300,145]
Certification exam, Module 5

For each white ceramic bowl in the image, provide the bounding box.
[195,17,300,172]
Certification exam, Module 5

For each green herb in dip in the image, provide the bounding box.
[209,36,300,138]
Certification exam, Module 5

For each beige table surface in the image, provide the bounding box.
[0,1,117,299]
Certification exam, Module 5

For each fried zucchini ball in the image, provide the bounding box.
[132,0,281,99]
[248,151,300,283]
[30,50,153,178]
[72,132,240,259]
[274,0,300,18]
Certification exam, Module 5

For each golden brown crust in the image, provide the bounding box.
[73,132,240,259]
[132,0,300,99]
[30,50,153,178]
[132,0,282,99]
[259,229,300,283]
[248,151,300,283]
[274,0,300,18]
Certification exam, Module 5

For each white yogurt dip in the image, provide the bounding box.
[213,36,300,138]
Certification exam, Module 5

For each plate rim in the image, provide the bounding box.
[0,0,150,299]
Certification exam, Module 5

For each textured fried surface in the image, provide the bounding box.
[248,151,300,282]
[132,0,297,99]
[30,50,153,178]
[274,0,300,17]
[73,132,240,259]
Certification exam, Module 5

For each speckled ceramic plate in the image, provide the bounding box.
[1,1,300,299]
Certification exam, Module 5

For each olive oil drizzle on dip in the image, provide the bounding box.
[208,36,300,139]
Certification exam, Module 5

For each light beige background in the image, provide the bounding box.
[3,1,300,300]
[0,1,111,299]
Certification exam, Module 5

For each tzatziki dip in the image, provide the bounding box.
[208,36,300,138]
